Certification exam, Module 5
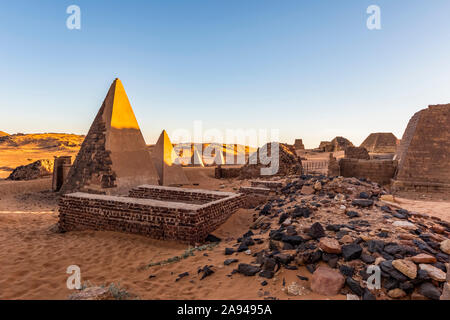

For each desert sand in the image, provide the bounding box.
[0,168,448,300]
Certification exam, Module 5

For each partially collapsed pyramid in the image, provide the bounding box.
[360,132,398,153]
[61,78,159,194]
[394,104,450,192]
[151,130,189,186]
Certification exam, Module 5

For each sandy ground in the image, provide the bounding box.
[0,170,448,300]
[0,146,79,179]
[0,175,329,300]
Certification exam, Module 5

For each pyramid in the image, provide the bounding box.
[190,146,205,167]
[214,149,225,165]
[61,78,159,194]
[360,133,398,153]
[393,104,450,192]
[151,130,189,186]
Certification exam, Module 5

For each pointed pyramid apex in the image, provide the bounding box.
[106,79,140,130]
[61,80,159,194]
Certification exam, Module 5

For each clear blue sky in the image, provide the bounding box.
[1,0,450,148]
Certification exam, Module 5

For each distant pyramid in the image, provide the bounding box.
[190,146,205,167]
[151,130,189,186]
[61,78,159,194]
[360,132,398,153]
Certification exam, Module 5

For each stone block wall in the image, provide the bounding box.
[214,166,241,179]
[129,185,229,204]
[59,186,245,244]
[339,158,398,185]
[344,147,370,160]
[60,104,117,194]
[250,180,283,191]
[394,104,450,192]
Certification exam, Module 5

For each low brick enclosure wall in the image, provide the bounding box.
[339,158,397,185]
[250,180,283,191]
[59,186,245,244]
[129,185,227,204]
[239,186,272,209]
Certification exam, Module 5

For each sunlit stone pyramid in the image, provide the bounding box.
[61,78,159,194]
[151,130,189,186]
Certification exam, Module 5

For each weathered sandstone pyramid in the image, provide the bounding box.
[151,130,189,186]
[61,78,159,194]
[360,132,398,153]
[394,104,450,192]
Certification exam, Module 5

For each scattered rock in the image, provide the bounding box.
[224,259,238,266]
[308,222,325,239]
[198,265,214,280]
[392,259,417,279]
[342,243,362,261]
[440,282,450,300]
[237,264,261,276]
[351,199,373,207]
[318,237,342,254]
[392,221,416,230]
[301,185,315,195]
[419,264,446,282]
[410,254,437,264]
[225,248,235,255]
[311,266,345,296]
[340,235,354,244]
[388,288,407,299]
[346,277,364,296]
[418,282,441,300]
[313,181,322,191]
[440,239,450,254]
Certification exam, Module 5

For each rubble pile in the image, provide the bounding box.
[7,159,53,181]
[223,175,449,300]
[239,143,303,179]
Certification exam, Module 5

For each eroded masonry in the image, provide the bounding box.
[59,185,245,244]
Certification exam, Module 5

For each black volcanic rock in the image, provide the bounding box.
[342,243,362,261]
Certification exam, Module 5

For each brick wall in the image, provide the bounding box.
[215,166,241,179]
[339,158,398,185]
[250,180,283,190]
[344,147,370,160]
[60,104,116,194]
[59,186,245,244]
[129,185,228,204]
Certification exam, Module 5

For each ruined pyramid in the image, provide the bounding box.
[394,104,450,192]
[61,78,160,194]
[360,132,398,153]
[151,130,189,186]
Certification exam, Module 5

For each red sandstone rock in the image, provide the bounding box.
[301,185,315,195]
[310,266,345,296]
[410,254,437,264]
[318,238,342,254]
